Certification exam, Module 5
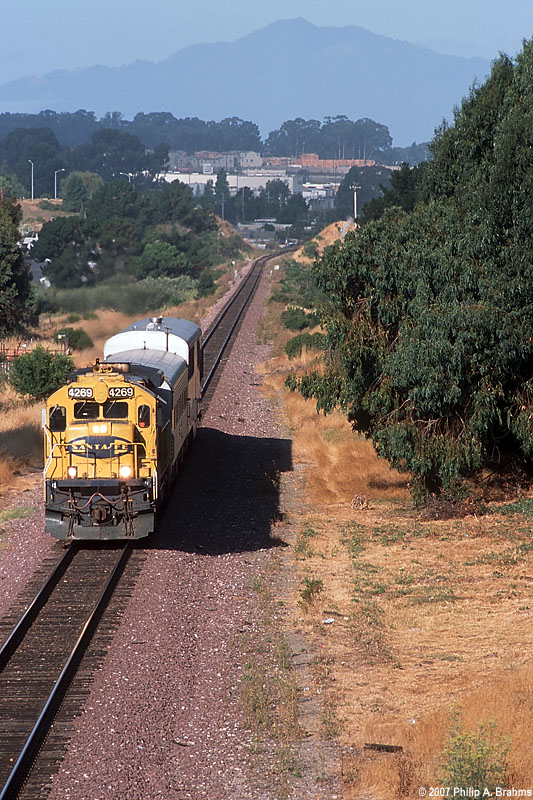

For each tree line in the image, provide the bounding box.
[289,39,533,502]
[0,111,429,197]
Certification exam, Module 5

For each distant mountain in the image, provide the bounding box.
[0,19,490,145]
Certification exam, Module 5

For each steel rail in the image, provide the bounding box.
[201,255,268,349]
[201,257,265,395]
[0,546,77,672]
[0,544,131,800]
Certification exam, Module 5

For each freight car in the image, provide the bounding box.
[43,316,202,540]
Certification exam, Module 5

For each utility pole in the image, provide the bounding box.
[353,185,360,226]
[28,160,34,201]
[54,168,65,200]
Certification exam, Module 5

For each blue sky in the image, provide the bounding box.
[2,0,531,85]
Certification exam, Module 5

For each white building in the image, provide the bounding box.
[161,171,304,196]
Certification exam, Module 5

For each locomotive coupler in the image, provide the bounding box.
[90,503,111,525]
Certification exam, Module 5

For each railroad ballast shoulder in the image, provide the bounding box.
[43,316,202,540]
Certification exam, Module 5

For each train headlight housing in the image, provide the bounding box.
[92,423,108,434]
[67,466,78,479]
[119,465,132,479]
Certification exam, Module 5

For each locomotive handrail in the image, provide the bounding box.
[44,440,150,480]
[43,440,63,477]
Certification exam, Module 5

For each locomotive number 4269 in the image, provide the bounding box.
[68,386,93,398]
[108,386,134,398]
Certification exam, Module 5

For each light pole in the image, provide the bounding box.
[28,159,34,201]
[352,184,360,227]
[54,168,65,200]
[119,172,131,183]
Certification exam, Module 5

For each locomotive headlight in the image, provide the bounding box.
[67,466,78,479]
[92,423,108,434]
[119,465,132,479]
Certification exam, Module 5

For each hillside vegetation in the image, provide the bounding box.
[262,241,533,796]
[290,40,533,503]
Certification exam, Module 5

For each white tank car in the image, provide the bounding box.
[105,316,203,439]
[104,316,201,364]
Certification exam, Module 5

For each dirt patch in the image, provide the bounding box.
[19,198,73,233]
[291,220,346,264]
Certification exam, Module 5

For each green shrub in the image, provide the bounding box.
[281,306,320,331]
[196,269,218,298]
[38,200,57,211]
[36,275,196,316]
[56,327,94,350]
[441,717,510,793]
[299,576,323,605]
[9,347,74,400]
[303,239,319,259]
[269,258,329,308]
[66,313,81,323]
[285,332,325,359]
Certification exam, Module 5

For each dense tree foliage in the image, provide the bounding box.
[360,162,427,222]
[0,127,64,197]
[0,111,262,154]
[0,110,100,147]
[0,173,26,198]
[61,171,104,212]
[33,178,233,288]
[0,126,167,196]
[0,200,32,335]
[67,128,150,181]
[8,347,74,400]
[265,116,393,160]
[289,41,533,501]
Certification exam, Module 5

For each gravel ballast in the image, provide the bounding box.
[0,264,340,799]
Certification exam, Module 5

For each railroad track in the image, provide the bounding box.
[201,253,270,404]
[0,545,132,799]
[0,249,280,798]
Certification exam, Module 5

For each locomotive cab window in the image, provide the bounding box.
[103,400,128,419]
[74,401,99,419]
[73,400,129,419]
[138,404,151,428]
[49,405,66,432]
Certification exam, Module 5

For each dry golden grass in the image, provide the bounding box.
[291,220,345,264]
[261,348,409,508]
[19,198,72,232]
[262,341,533,795]
[0,385,42,494]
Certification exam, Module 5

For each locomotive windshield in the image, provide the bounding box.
[74,401,99,419]
[73,400,129,420]
[103,401,128,418]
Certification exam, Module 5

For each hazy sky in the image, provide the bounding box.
[2,0,531,85]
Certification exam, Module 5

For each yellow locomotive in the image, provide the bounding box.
[43,317,202,540]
